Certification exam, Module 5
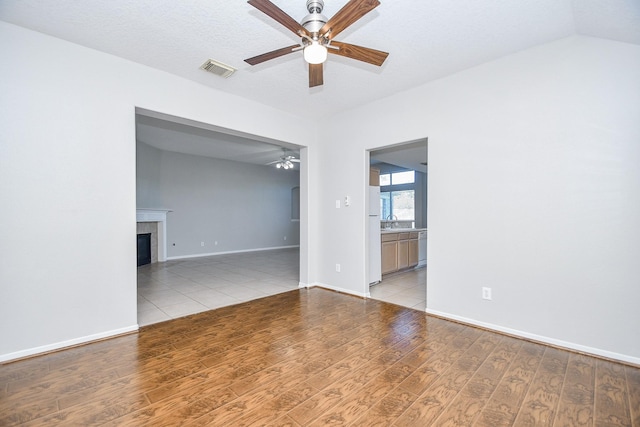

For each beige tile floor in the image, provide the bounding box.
[368,266,427,311]
[138,248,427,326]
[137,248,300,326]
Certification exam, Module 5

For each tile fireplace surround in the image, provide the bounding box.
[136,209,170,263]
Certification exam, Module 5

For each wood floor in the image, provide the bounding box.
[2,288,639,426]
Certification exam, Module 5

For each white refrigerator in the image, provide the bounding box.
[368,186,382,285]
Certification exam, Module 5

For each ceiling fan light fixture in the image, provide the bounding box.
[304,41,327,64]
[270,150,300,169]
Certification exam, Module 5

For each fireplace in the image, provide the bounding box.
[136,209,171,263]
[137,233,152,266]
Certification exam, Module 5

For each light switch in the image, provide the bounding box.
[335,200,340,209]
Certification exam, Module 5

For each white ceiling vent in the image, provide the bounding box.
[200,59,236,78]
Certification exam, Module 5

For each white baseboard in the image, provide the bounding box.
[0,325,139,364]
[167,245,300,261]
[302,282,368,298]
[426,308,640,366]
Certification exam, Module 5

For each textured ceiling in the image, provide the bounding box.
[2,0,639,122]
[2,0,639,166]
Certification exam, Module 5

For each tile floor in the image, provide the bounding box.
[368,266,427,311]
[137,248,427,326]
[137,248,300,326]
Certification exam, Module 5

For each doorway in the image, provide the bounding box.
[134,109,308,325]
[367,138,428,310]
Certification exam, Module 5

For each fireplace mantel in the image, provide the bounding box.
[136,209,171,262]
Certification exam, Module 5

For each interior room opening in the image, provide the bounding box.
[367,138,427,311]
[134,109,304,326]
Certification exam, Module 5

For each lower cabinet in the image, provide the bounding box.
[408,238,419,267]
[381,241,398,275]
[381,232,419,276]
[397,240,409,270]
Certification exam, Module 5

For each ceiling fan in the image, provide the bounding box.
[267,149,301,169]
[245,0,389,87]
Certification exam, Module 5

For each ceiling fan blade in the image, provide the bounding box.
[245,44,300,65]
[309,63,323,87]
[247,0,310,38]
[319,0,380,40]
[328,41,388,66]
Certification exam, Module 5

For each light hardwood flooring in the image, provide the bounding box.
[2,288,639,426]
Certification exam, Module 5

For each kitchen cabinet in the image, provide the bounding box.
[381,241,398,274]
[397,240,409,269]
[381,233,399,274]
[370,167,380,186]
[409,238,419,266]
[381,231,419,276]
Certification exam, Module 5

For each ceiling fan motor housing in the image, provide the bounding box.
[301,0,327,34]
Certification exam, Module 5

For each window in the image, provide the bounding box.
[380,170,414,186]
[381,190,415,220]
[380,192,390,218]
[380,169,416,223]
[392,170,414,185]
[391,190,415,220]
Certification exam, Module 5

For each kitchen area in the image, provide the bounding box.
[380,226,427,275]
[368,139,428,310]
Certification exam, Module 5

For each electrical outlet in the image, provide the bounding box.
[336,264,341,273]
[482,287,492,300]
[284,236,287,241]
[335,200,340,209]
[201,241,205,247]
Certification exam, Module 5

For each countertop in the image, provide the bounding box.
[380,228,427,235]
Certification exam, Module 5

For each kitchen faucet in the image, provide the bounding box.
[385,215,398,229]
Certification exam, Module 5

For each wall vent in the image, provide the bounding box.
[200,59,236,78]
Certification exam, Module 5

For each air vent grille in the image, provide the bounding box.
[200,59,236,78]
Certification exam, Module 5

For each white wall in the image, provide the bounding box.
[2,19,639,365]
[136,141,163,208]
[137,142,300,257]
[319,36,640,363]
[0,22,316,362]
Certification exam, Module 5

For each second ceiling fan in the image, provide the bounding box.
[245,0,389,87]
